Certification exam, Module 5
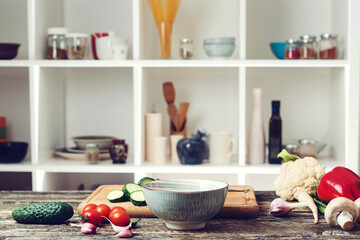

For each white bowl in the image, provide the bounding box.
[142,179,228,230]
[72,136,115,150]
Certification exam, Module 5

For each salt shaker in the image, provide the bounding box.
[85,143,100,164]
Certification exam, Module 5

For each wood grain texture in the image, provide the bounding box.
[77,185,259,218]
[2,191,360,239]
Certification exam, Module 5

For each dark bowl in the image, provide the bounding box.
[0,142,28,163]
[0,43,21,60]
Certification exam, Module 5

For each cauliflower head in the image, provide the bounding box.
[274,157,325,201]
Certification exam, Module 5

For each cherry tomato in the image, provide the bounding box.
[82,203,97,215]
[95,204,111,223]
[110,206,127,215]
[82,209,102,226]
[109,210,130,226]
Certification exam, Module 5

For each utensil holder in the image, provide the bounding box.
[170,118,187,138]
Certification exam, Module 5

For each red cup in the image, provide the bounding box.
[91,33,109,60]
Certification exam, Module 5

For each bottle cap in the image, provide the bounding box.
[272,101,280,108]
[112,139,125,144]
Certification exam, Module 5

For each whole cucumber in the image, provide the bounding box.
[12,202,73,224]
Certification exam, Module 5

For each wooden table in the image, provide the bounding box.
[1,191,360,239]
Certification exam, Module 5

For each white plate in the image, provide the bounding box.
[54,148,110,161]
[66,147,109,154]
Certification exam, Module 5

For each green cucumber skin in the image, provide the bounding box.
[122,185,130,200]
[12,202,73,224]
[138,177,155,186]
[123,183,141,199]
[107,190,127,203]
[130,190,147,207]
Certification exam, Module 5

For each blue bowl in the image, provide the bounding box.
[0,142,28,163]
[270,42,286,59]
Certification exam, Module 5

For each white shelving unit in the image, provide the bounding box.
[1,0,359,191]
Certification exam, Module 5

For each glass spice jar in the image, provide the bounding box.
[46,27,68,59]
[299,37,316,59]
[300,35,318,58]
[285,143,298,155]
[179,38,193,59]
[297,139,317,158]
[85,143,100,164]
[285,39,299,59]
[66,33,88,60]
[319,33,338,59]
[109,139,128,164]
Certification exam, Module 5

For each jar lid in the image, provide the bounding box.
[112,139,125,144]
[66,33,89,38]
[285,143,298,149]
[180,38,193,43]
[300,35,316,42]
[286,39,297,44]
[47,27,67,35]
[320,33,337,40]
[300,34,316,42]
[298,139,316,145]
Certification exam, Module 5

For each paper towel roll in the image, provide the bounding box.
[145,113,162,162]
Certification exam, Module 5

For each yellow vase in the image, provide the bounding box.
[156,21,173,59]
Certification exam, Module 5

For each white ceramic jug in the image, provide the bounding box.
[96,36,128,60]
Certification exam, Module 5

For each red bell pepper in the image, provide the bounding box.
[317,166,360,203]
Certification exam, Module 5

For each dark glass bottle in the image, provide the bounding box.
[268,101,282,164]
[109,139,128,164]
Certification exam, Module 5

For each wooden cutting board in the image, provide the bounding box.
[77,185,259,219]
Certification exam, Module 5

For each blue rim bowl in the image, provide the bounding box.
[143,179,229,230]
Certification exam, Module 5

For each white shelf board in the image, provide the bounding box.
[0,159,33,172]
[32,157,341,174]
[0,60,349,68]
[140,161,241,174]
[36,158,137,173]
[0,60,30,67]
[243,60,349,68]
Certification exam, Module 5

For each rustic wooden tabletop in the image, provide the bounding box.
[1,191,360,239]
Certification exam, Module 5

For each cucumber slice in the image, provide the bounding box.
[138,177,155,187]
[130,190,146,206]
[123,183,142,199]
[106,190,126,203]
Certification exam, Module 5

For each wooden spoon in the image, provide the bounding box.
[163,82,175,105]
[163,82,179,130]
[178,102,190,131]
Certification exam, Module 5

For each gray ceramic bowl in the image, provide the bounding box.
[72,136,115,150]
[142,179,229,230]
[203,37,235,59]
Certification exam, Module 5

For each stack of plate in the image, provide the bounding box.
[54,147,110,161]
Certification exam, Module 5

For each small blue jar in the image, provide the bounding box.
[177,128,206,165]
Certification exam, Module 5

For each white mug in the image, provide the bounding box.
[170,135,184,163]
[96,36,128,60]
[154,136,168,164]
[208,132,236,164]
